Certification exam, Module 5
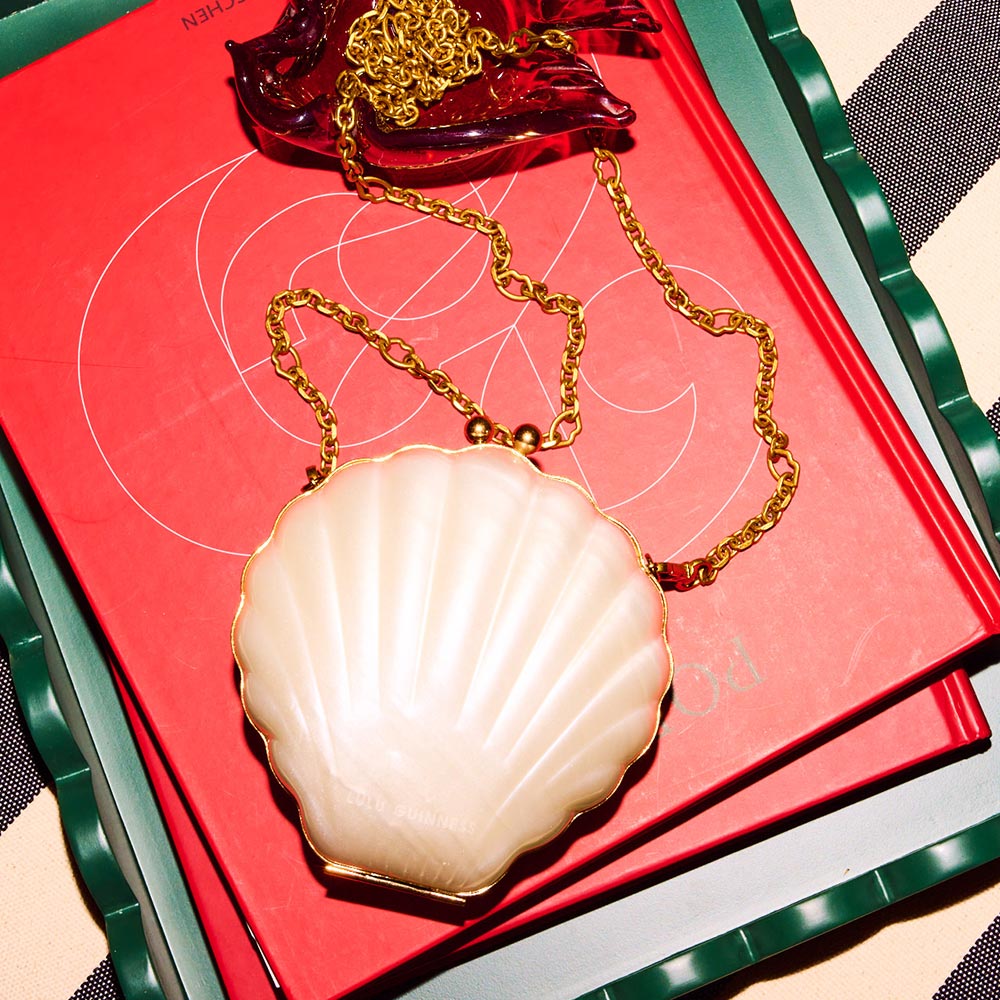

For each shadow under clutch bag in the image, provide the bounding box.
[233,444,671,900]
[228,0,799,901]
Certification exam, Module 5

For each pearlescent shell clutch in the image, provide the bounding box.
[233,445,671,900]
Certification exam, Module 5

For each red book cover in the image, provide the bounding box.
[2,1,999,997]
[122,669,988,998]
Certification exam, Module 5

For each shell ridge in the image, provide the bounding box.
[369,464,384,715]
[238,608,300,735]
[493,611,664,820]
[322,463,383,712]
[481,513,619,755]
[541,691,664,805]
[539,638,668,786]
[434,456,530,720]
[504,571,663,773]
[455,471,543,731]
[316,493,353,716]
[271,553,339,773]
[453,475,599,735]
[405,450,452,711]
[548,690,661,785]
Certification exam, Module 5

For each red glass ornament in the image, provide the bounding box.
[227,0,660,171]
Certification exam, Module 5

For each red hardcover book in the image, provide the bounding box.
[121,669,988,998]
[468,668,992,948]
[2,1,999,997]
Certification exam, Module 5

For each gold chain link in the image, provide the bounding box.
[333,89,588,454]
[591,149,800,588]
[344,0,575,128]
[262,0,799,589]
[266,287,507,484]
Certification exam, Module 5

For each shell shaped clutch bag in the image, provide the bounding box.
[233,445,672,900]
[228,0,799,904]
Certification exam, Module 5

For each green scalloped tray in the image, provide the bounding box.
[0,435,226,1000]
[3,2,1000,998]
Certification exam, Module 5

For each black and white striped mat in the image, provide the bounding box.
[935,913,1000,999]
[841,0,1000,435]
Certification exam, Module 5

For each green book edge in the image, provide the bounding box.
[730,0,1000,564]
[0,0,150,77]
[0,436,226,1000]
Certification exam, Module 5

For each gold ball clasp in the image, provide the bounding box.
[464,415,494,445]
[512,423,542,456]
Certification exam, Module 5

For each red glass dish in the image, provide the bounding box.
[227,0,660,171]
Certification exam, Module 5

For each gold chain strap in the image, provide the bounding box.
[265,288,509,484]
[592,149,800,589]
[262,0,800,589]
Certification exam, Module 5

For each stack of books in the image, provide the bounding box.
[2,1,1000,997]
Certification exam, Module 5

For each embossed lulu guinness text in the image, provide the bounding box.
[345,791,477,836]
